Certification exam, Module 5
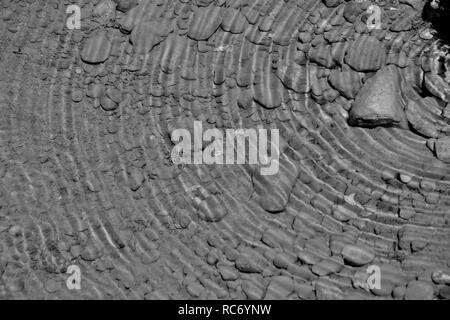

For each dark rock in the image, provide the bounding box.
[439,285,450,299]
[80,32,112,64]
[432,270,450,284]
[345,35,386,72]
[188,5,223,41]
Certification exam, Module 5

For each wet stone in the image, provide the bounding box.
[345,35,386,72]
[235,253,263,273]
[264,276,295,299]
[404,280,434,300]
[435,137,450,163]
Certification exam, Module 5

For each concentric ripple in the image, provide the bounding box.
[0,0,450,300]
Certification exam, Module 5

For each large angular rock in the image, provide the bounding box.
[348,65,408,128]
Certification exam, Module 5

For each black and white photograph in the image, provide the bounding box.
[0,0,449,308]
